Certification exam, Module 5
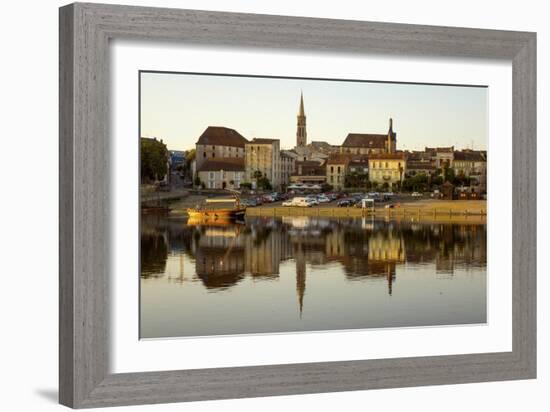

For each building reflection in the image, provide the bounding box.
[141,215,486,312]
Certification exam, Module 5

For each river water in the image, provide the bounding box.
[140,215,486,338]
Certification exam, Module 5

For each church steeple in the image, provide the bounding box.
[387,117,395,153]
[296,91,307,147]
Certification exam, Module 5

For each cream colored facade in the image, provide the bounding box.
[280,152,295,189]
[368,154,406,187]
[198,169,245,190]
[245,139,283,189]
[196,144,245,169]
[326,161,347,190]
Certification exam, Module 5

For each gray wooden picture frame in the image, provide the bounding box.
[59,2,536,408]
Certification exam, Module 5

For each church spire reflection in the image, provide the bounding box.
[141,215,487,314]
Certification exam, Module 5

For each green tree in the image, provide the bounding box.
[443,165,455,183]
[181,149,196,180]
[256,176,272,191]
[402,173,429,192]
[140,138,168,183]
[344,172,369,189]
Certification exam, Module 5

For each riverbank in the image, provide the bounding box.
[165,196,487,223]
[246,199,487,223]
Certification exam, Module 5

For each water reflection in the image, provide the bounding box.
[140,215,486,338]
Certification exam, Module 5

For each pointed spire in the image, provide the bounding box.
[298,91,305,117]
[387,117,394,154]
[296,258,306,318]
[296,91,307,147]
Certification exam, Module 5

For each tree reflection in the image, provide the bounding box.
[141,215,486,310]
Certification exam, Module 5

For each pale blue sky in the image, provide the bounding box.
[140,72,487,152]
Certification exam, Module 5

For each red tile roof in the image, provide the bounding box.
[342,133,392,148]
[196,126,248,147]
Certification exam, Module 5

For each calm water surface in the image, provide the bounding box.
[140,215,486,338]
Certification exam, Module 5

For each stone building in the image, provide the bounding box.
[340,118,396,155]
[290,160,327,186]
[368,153,406,188]
[196,158,245,190]
[405,161,437,177]
[348,157,369,174]
[425,146,454,169]
[280,151,296,190]
[326,154,352,190]
[453,150,487,191]
[245,138,282,189]
[195,126,248,170]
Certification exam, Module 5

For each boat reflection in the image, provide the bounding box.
[141,215,486,296]
[140,214,487,338]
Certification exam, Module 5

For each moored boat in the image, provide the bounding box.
[186,207,246,219]
[186,190,246,219]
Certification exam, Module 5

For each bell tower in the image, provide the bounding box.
[296,92,307,147]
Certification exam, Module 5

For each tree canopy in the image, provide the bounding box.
[141,138,168,183]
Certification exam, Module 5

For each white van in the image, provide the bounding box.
[282,197,312,207]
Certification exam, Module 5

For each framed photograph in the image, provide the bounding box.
[59,2,536,408]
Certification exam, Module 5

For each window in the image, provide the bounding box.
[337,166,341,173]
[203,152,206,158]
[331,166,334,173]
[212,152,215,158]
[385,162,388,168]
[209,172,214,179]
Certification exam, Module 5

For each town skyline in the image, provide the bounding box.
[140,72,487,152]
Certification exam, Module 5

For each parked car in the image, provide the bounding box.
[283,197,313,207]
[317,194,331,203]
[242,198,257,207]
[337,198,354,207]
[411,192,422,197]
[306,196,319,205]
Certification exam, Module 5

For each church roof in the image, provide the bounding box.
[342,133,395,148]
[196,126,248,147]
